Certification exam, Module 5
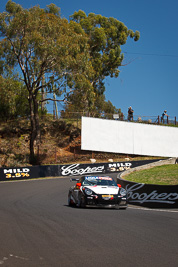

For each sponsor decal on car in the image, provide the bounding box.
[102,195,114,200]
[85,176,112,180]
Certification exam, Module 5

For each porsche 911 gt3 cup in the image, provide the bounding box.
[68,176,127,209]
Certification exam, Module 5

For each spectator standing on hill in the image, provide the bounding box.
[161,110,168,124]
[128,106,134,121]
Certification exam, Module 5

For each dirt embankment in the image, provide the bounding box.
[0,118,158,167]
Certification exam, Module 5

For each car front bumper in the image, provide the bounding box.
[85,194,127,208]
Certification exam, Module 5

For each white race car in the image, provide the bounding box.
[68,175,127,209]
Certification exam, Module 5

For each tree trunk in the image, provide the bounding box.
[41,74,46,112]
[29,92,41,164]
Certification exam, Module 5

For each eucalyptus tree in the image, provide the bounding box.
[0,1,91,163]
[70,10,140,111]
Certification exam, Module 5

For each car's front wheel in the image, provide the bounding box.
[115,204,127,210]
[77,193,86,208]
[68,193,74,207]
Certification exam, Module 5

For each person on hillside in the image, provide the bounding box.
[161,110,168,124]
[128,106,134,121]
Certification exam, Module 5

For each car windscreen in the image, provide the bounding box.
[83,177,117,186]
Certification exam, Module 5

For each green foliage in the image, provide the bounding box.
[45,4,60,16]
[70,11,140,83]
[0,1,90,95]
[5,0,22,14]
[70,10,140,112]
[63,90,122,118]
[0,75,29,120]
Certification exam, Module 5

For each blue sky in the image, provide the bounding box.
[1,0,178,120]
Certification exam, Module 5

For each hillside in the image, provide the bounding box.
[0,117,158,167]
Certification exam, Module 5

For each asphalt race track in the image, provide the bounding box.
[0,174,178,267]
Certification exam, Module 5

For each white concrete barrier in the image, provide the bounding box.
[81,117,178,158]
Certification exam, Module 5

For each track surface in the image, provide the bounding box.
[0,175,178,267]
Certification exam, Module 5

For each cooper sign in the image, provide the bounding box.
[126,183,178,205]
[61,163,104,176]
[117,178,178,208]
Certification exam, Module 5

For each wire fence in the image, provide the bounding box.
[45,98,177,126]
[55,111,178,127]
[0,111,177,127]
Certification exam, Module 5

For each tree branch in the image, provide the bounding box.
[40,97,65,103]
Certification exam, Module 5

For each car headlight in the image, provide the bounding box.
[120,188,127,196]
[84,188,93,195]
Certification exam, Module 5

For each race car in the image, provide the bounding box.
[68,175,127,209]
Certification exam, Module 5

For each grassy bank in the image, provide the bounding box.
[124,164,178,185]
